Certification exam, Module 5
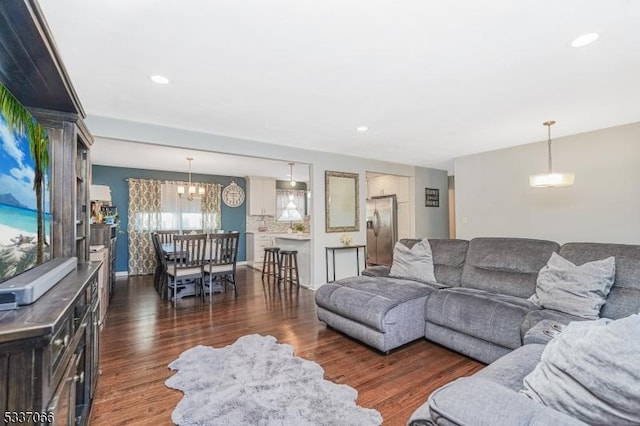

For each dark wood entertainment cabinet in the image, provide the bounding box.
[0,263,101,425]
[0,1,103,424]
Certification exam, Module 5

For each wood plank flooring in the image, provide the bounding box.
[90,267,483,425]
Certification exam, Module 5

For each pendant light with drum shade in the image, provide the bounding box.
[529,121,575,188]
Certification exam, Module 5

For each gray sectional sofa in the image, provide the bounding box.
[314,237,640,425]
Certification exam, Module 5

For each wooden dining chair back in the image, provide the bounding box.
[203,232,240,302]
[167,233,208,306]
[156,230,178,245]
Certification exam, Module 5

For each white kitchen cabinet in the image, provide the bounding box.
[246,232,275,269]
[247,177,276,216]
[368,175,398,198]
[368,175,411,202]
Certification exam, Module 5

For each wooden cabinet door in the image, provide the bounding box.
[248,178,276,215]
[367,176,384,197]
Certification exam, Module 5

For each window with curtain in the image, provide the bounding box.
[127,178,222,276]
[276,189,306,222]
[159,181,222,232]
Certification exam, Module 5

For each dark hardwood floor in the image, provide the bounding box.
[90,267,483,425]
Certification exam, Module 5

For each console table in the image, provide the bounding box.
[325,245,367,282]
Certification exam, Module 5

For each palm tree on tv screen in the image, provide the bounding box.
[1,84,50,264]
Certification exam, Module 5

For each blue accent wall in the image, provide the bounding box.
[92,165,247,273]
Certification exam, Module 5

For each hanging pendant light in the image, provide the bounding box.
[529,120,575,188]
[178,157,205,200]
[288,162,297,187]
[278,161,302,223]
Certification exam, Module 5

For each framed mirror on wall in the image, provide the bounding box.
[325,170,359,232]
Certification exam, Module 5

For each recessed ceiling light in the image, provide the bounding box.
[150,75,170,84]
[356,126,369,132]
[571,33,599,48]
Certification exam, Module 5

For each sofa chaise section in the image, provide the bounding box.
[316,239,469,353]
[316,276,439,353]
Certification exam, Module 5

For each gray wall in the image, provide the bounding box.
[454,121,640,244]
[413,166,449,239]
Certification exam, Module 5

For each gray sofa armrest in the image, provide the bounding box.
[362,265,391,277]
[408,377,586,426]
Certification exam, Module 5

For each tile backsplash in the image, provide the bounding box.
[247,215,311,233]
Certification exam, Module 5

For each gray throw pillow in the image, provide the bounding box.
[520,315,640,425]
[529,252,615,320]
[389,238,436,283]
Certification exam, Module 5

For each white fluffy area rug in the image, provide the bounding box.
[166,334,383,426]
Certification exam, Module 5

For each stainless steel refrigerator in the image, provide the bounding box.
[366,195,398,266]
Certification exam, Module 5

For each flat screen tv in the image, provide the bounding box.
[0,82,52,283]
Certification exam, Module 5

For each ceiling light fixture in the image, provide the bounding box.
[178,157,205,200]
[356,126,369,132]
[529,121,575,188]
[150,74,170,84]
[288,162,297,187]
[571,33,599,47]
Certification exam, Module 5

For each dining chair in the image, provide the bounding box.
[156,230,180,260]
[166,233,208,307]
[203,232,240,303]
[156,230,178,245]
[151,232,164,293]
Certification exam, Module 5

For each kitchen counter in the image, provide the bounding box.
[273,234,311,241]
[246,233,312,272]
[274,236,311,287]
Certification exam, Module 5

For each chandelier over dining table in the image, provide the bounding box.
[178,157,205,200]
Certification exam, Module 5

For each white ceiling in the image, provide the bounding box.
[38,0,640,171]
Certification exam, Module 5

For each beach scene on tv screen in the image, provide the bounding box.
[0,104,51,283]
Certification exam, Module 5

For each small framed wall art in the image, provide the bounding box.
[425,188,439,207]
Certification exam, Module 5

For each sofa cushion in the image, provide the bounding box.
[389,238,436,283]
[409,376,587,426]
[474,343,545,392]
[361,265,390,277]
[398,238,469,287]
[529,252,615,319]
[521,315,640,425]
[315,276,439,332]
[461,238,560,298]
[559,242,640,319]
[425,287,537,349]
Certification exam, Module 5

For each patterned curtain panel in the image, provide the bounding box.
[201,183,222,232]
[128,178,162,275]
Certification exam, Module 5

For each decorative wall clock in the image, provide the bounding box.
[222,180,245,207]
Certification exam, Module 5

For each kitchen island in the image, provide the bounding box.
[274,234,311,287]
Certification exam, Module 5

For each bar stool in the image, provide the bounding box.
[262,247,280,281]
[278,250,300,287]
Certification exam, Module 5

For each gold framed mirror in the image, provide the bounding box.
[325,170,359,232]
